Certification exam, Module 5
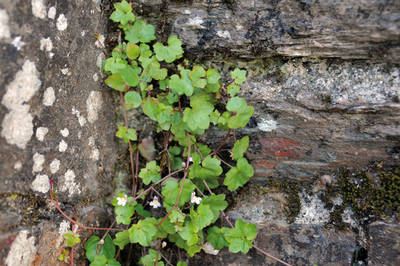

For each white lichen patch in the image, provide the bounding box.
[11,36,25,51]
[40,37,53,52]
[36,127,48,141]
[257,116,278,132]
[72,107,87,126]
[59,220,70,235]
[60,68,70,75]
[31,0,46,19]
[93,73,98,82]
[95,34,105,48]
[1,60,41,149]
[60,128,69,137]
[5,230,37,266]
[32,152,45,173]
[14,161,22,171]
[43,87,55,106]
[56,14,68,31]
[58,139,68,152]
[96,53,105,70]
[60,169,81,196]
[295,191,330,224]
[50,158,60,174]
[87,91,103,123]
[185,17,205,29]
[217,30,231,39]
[0,9,11,40]
[31,174,49,193]
[88,136,99,161]
[48,6,56,19]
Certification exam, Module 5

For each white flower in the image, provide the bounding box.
[150,196,162,208]
[117,194,127,206]
[191,192,202,205]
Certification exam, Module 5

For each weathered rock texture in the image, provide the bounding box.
[135,0,400,62]
[0,0,117,265]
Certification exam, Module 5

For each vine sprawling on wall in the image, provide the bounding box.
[53,1,290,265]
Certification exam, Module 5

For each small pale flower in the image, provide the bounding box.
[162,241,167,248]
[116,194,127,206]
[150,196,161,208]
[191,192,202,205]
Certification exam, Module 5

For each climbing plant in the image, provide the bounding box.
[53,1,290,265]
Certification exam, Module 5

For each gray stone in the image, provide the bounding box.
[135,0,400,62]
[368,222,400,265]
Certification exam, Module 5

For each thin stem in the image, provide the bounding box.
[215,154,234,168]
[211,129,231,156]
[100,219,116,243]
[70,245,75,266]
[119,91,137,196]
[161,253,173,266]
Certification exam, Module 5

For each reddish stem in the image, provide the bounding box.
[211,129,231,156]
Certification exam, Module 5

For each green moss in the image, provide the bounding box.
[324,165,400,227]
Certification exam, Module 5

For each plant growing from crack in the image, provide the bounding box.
[53,1,291,265]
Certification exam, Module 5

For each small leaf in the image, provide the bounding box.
[169,69,194,97]
[138,160,161,185]
[189,65,207,88]
[227,84,240,97]
[136,203,151,217]
[120,65,139,87]
[110,0,135,25]
[105,72,127,92]
[231,68,247,84]
[139,249,164,266]
[201,194,228,223]
[103,57,127,74]
[162,179,195,209]
[124,19,156,44]
[153,35,183,63]
[206,69,221,84]
[125,91,142,109]
[224,158,254,191]
[126,43,140,59]
[232,136,249,160]
[222,219,256,254]
[190,204,214,231]
[63,231,80,248]
[207,226,228,250]
[226,97,254,129]
[128,218,158,246]
[116,126,137,143]
[90,255,107,266]
[113,230,130,250]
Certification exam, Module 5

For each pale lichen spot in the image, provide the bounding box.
[217,30,231,39]
[36,127,48,141]
[48,6,56,19]
[56,14,68,31]
[5,230,37,266]
[58,139,68,152]
[95,34,105,48]
[1,60,41,149]
[60,68,70,75]
[11,36,25,51]
[43,87,56,106]
[31,0,47,19]
[91,148,100,161]
[0,9,11,40]
[185,17,205,29]
[257,116,277,132]
[50,158,61,174]
[14,161,22,171]
[93,73,99,82]
[31,174,49,193]
[87,91,103,123]
[81,30,86,37]
[60,128,69,137]
[72,107,87,126]
[96,53,105,70]
[61,169,81,196]
[32,152,45,173]
[40,37,53,52]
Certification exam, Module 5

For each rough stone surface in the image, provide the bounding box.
[0,0,117,264]
[368,222,400,265]
[135,0,400,62]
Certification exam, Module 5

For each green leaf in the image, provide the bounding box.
[222,219,256,254]
[139,249,164,266]
[201,194,228,223]
[63,231,80,247]
[115,201,136,225]
[207,226,228,250]
[85,236,100,262]
[84,235,116,262]
[153,35,183,63]
[125,91,142,109]
[224,157,254,191]
[128,218,158,246]
[126,43,140,59]
[147,61,168,80]
[105,72,126,91]
[113,230,130,250]
[183,94,214,131]
[169,209,185,223]
[138,160,161,185]
[226,97,254,129]
[189,155,222,180]
[142,97,159,121]
[161,179,195,209]
[206,69,221,84]
[90,255,107,266]
[168,146,181,156]
[103,57,127,74]
[232,136,249,160]
[231,68,247,84]
[189,65,207,88]
[169,69,194,97]
[124,19,156,44]
[178,220,199,246]
[116,126,137,143]
[227,84,240,97]
[110,0,135,25]
[136,203,151,217]
[190,204,214,231]
[120,65,139,87]
[177,262,188,266]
